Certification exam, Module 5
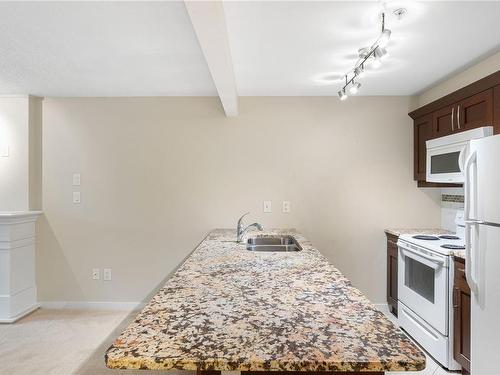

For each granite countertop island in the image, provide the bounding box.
[105,229,425,373]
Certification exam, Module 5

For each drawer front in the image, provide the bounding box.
[398,301,449,367]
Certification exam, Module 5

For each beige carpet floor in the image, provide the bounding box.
[0,307,453,375]
[0,307,193,375]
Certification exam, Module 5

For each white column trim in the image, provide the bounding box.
[184,0,239,117]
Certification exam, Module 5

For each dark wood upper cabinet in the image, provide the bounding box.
[492,85,500,134]
[433,89,493,138]
[409,70,500,186]
[414,114,433,181]
[433,105,455,137]
[457,89,493,131]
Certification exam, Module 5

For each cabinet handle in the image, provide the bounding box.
[453,287,459,308]
[457,105,461,129]
[451,107,455,131]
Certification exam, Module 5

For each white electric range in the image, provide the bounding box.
[396,212,464,371]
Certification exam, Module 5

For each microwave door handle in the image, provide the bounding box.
[459,146,467,172]
[464,150,479,294]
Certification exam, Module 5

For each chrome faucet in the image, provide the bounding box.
[236,212,264,243]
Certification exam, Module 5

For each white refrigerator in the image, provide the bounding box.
[464,134,500,375]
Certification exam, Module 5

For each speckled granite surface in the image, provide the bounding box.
[385,228,451,237]
[452,250,466,260]
[105,229,426,372]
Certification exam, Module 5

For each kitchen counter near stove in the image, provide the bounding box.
[384,228,451,237]
[452,250,466,260]
[106,229,426,373]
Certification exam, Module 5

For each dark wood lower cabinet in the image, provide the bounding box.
[453,257,471,374]
[386,232,399,317]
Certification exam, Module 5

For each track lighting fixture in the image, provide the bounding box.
[337,9,404,100]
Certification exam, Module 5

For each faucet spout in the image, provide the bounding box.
[236,213,264,242]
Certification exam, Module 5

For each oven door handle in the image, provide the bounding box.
[399,245,445,269]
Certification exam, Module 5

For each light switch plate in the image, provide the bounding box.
[282,201,291,213]
[103,268,112,281]
[263,200,272,213]
[72,173,81,186]
[73,191,81,204]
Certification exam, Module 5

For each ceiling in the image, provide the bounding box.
[0,1,499,97]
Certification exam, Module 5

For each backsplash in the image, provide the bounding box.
[441,188,464,232]
[442,194,464,203]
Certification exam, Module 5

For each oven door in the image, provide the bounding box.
[426,141,467,183]
[398,241,449,335]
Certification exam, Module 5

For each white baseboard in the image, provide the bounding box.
[39,301,144,311]
[0,304,40,323]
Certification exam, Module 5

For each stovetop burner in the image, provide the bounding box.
[441,244,466,250]
[439,235,461,240]
[412,235,440,240]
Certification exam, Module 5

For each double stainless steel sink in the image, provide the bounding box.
[246,235,302,252]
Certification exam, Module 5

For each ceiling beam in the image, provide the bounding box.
[184,1,238,117]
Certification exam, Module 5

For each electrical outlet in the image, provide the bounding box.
[73,191,81,204]
[92,268,100,280]
[103,268,112,281]
[282,201,291,213]
[263,200,272,213]
[72,173,81,186]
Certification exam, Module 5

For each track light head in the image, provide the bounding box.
[349,82,361,95]
[358,47,371,59]
[338,89,348,101]
[378,29,391,48]
[374,47,388,59]
[371,59,382,69]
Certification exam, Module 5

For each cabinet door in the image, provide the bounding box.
[493,85,500,135]
[457,89,493,131]
[433,105,455,137]
[453,259,471,372]
[414,114,433,181]
[386,234,399,317]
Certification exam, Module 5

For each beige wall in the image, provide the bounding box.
[0,96,29,210]
[0,96,42,211]
[39,97,441,304]
[417,50,500,108]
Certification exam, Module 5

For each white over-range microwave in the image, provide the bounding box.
[426,126,493,183]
